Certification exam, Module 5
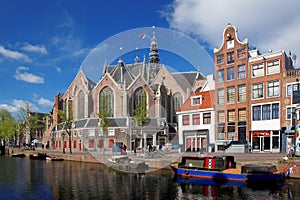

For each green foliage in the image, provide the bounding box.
[133,89,148,127]
[0,109,16,140]
[57,102,74,154]
[57,109,73,134]
[98,94,111,132]
[16,101,46,141]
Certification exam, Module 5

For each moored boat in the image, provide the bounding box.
[11,153,26,158]
[46,155,64,161]
[107,155,149,173]
[29,153,47,160]
[170,155,285,183]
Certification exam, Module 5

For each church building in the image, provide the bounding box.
[44,32,206,153]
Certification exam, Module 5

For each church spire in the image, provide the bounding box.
[149,26,160,64]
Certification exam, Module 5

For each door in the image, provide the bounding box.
[260,137,264,152]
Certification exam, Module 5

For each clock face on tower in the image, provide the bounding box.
[150,71,155,78]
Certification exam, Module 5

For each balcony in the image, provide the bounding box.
[286,68,300,78]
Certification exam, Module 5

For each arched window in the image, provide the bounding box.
[77,90,85,119]
[99,86,114,117]
[160,90,166,118]
[132,87,148,121]
[172,92,183,123]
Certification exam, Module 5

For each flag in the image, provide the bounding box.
[139,34,146,39]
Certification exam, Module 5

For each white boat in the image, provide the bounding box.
[107,155,149,173]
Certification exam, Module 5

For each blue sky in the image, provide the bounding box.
[1,0,300,114]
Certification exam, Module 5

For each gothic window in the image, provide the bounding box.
[160,89,167,118]
[172,92,183,123]
[99,86,114,117]
[77,90,85,119]
[133,87,147,117]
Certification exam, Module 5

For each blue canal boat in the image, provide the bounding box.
[171,155,285,183]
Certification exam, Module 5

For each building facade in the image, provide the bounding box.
[44,33,206,153]
[213,23,296,153]
[44,24,300,154]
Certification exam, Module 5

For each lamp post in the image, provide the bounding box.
[62,132,65,154]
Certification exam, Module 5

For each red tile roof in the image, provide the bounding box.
[177,90,215,112]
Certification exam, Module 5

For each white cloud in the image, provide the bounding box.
[12,99,38,111]
[0,99,38,113]
[163,0,300,66]
[14,66,44,84]
[0,45,32,62]
[21,43,47,55]
[37,97,53,107]
[56,66,61,72]
[0,104,19,113]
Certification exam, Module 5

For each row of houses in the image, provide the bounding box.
[43,23,300,154]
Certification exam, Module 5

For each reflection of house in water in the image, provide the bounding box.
[43,31,206,153]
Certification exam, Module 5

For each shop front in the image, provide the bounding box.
[184,130,209,152]
[250,130,280,153]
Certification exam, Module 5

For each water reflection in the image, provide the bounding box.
[174,176,295,200]
[0,156,300,200]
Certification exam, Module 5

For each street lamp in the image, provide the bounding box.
[62,132,65,154]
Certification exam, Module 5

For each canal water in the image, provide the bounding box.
[0,156,299,200]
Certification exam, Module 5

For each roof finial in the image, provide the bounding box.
[119,47,123,61]
[134,47,140,63]
[152,25,156,38]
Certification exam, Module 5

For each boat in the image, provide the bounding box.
[46,155,64,161]
[29,153,47,160]
[107,155,149,173]
[170,155,285,183]
[11,153,26,158]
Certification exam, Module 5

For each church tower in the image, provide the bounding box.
[148,29,160,83]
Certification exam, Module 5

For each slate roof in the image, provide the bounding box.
[86,118,99,128]
[109,118,127,127]
[74,119,88,128]
[171,71,206,92]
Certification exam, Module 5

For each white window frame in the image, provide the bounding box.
[191,96,202,106]
[267,80,280,98]
[238,84,246,102]
[252,83,264,100]
[266,60,280,75]
[108,128,115,136]
[252,63,264,77]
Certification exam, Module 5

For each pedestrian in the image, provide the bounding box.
[159,144,163,150]
[121,143,127,155]
[148,144,153,152]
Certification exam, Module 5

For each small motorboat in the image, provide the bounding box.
[29,153,47,160]
[107,155,149,173]
[46,155,64,161]
[171,155,285,183]
[11,153,26,158]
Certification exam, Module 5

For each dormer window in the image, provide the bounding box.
[192,96,202,106]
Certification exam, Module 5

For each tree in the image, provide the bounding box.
[57,102,73,154]
[133,89,149,152]
[16,101,42,145]
[98,94,111,151]
[0,109,16,145]
[98,95,111,133]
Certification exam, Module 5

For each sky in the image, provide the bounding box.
[1,0,300,114]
